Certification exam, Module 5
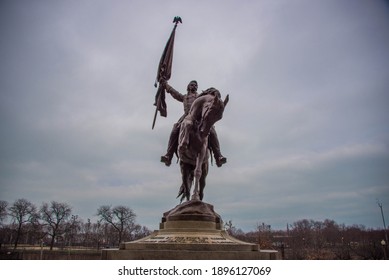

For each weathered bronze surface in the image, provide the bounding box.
[161,83,229,202]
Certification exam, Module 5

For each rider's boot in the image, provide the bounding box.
[215,154,227,167]
[161,124,179,166]
[161,144,175,166]
[160,154,172,166]
[209,127,227,167]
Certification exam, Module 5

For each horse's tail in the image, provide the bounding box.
[176,183,185,203]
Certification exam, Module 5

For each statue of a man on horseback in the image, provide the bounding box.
[160,81,229,202]
[160,80,227,168]
[152,18,228,203]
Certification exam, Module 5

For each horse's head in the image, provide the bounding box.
[199,88,229,137]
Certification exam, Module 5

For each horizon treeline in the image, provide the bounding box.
[1,198,388,259]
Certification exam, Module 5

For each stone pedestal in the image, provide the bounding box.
[102,200,279,260]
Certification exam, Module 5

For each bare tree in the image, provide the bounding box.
[90,221,106,249]
[0,200,8,226]
[224,220,234,233]
[224,220,244,237]
[65,215,81,247]
[256,222,273,249]
[322,219,341,246]
[8,198,38,249]
[0,200,9,248]
[133,225,152,240]
[80,218,92,247]
[40,201,72,250]
[96,205,136,245]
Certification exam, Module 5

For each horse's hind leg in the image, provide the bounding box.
[199,161,208,201]
[192,160,206,201]
[192,141,208,201]
[179,161,193,202]
[186,169,193,201]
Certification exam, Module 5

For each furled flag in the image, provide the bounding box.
[152,17,182,129]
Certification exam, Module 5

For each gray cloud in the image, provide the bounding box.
[1,0,388,231]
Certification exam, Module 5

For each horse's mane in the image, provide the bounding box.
[197,87,220,99]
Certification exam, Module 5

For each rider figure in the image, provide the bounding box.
[160,80,227,167]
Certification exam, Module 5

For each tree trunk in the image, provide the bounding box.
[49,234,55,250]
[13,223,22,250]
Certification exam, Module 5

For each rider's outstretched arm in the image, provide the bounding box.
[165,83,184,102]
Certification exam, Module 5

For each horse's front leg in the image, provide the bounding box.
[191,140,208,201]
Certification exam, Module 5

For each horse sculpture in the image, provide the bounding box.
[176,88,229,202]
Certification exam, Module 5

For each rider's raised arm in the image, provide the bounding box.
[165,83,184,102]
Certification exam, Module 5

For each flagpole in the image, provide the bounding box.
[152,106,158,129]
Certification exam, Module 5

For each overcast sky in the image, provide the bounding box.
[1,0,388,231]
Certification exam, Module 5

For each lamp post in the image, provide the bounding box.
[377,201,388,259]
[381,240,387,260]
[377,201,388,245]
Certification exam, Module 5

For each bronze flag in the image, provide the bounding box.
[152,17,182,129]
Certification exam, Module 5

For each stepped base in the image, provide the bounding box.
[102,200,280,260]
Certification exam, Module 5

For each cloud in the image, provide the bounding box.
[1,0,388,231]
